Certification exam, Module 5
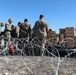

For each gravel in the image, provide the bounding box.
[0,56,76,75]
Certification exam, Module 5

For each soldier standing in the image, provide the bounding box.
[33,15,48,56]
[0,22,4,35]
[15,22,21,38]
[20,19,31,38]
[11,25,16,38]
[5,18,12,38]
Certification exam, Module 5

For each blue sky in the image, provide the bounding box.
[0,0,76,33]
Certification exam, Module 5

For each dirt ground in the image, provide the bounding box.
[0,56,76,75]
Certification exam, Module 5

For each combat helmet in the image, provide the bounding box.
[8,18,12,23]
[1,22,4,27]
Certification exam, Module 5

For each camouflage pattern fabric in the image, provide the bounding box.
[20,22,31,38]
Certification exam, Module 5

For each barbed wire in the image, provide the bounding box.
[0,37,76,75]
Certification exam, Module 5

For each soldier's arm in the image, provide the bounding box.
[33,22,36,33]
[32,22,37,37]
[46,23,49,33]
[32,25,35,36]
[28,24,31,35]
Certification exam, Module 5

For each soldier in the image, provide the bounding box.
[20,19,31,38]
[5,18,12,38]
[15,22,21,38]
[0,22,4,35]
[33,15,48,56]
[11,25,16,38]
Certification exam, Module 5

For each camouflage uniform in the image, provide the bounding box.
[11,25,16,38]
[0,22,4,34]
[5,18,12,38]
[33,15,48,56]
[16,25,20,38]
[20,20,31,38]
[33,19,48,38]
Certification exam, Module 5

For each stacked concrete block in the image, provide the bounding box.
[65,27,74,37]
[74,28,76,36]
[47,37,57,45]
[56,34,59,43]
[52,37,57,45]
[51,30,56,38]
[60,28,65,34]
[66,37,74,48]
[48,27,76,48]
[47,29,56,38]
[65,27,75,48]
[74,36,76,47]
[47,29,57,45]
[59,34,64,41]
[47,29,52,39]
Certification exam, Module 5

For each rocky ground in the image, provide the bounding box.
[0,56,76,75]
